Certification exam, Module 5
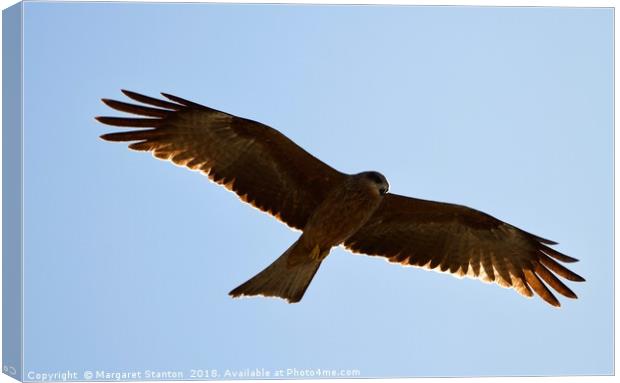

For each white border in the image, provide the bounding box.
[0,2,616,383]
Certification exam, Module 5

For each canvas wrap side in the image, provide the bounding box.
[3,2,24,381]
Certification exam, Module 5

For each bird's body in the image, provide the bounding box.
[301,171,388,255]
[231,171,389,302]
[97,90,585,307]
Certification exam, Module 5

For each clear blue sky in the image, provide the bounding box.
[21,2,612,378]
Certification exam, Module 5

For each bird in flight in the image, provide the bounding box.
[97,90,584,307]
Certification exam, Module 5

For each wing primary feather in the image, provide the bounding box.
[513,275,534,297]
[95,116,161,128]
[534,263,578,299]
[540,244,579,263]
[101,99,170,118]
[160,92,205,108]
[531,234,558,245]
[539,255,585,282]
[160,92,231,115]
[515,227,558,245]
[121,89,182,110]
[100,129,165,142]
[523,269,560,307]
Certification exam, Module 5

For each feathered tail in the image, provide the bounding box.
[229,239,324,303]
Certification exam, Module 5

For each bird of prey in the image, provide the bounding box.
[97,90,584,307]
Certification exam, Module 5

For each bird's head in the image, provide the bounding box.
[358,171,390,196]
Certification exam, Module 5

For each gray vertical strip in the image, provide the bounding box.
[2,2,23,381]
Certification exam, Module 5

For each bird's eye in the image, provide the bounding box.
[366,172,384,184]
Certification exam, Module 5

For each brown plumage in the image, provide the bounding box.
[343,195,585,306]
[97,90,585,307]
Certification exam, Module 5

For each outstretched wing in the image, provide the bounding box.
[97,90,346,230]
[344,193,585,307]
